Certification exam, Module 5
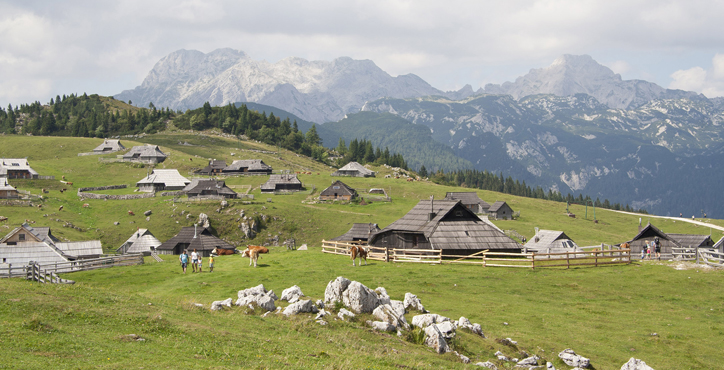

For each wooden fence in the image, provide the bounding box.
[696,249,724,267]
[321,240,630,269]
[0,254,145,278]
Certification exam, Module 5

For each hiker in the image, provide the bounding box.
[209,254,215,272]
[197,255,203,272]
[640,246,645,260]
[179,250,189,274]
[654,237,661,260]
[191,249,199,273]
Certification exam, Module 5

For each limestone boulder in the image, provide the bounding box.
[198,213,210,228]
[558,349,590,368]
[375,287,391,305]
[424,324,450,354]
[517,355,540,367]
[324,276,351,306]
[282,299,318,316]
[475,361,498,369]
[620,358,654,370]
[404,292,427,312]
[280,285,305,303]
[372,304,409,330]
[390,300,406,317]
[434,321,456,340]
[342,281,380,313]
[366,320,396,332]
[337,308,356,321]
[235,284,277,311]
[411,313,450,329]
[210,298,233,311]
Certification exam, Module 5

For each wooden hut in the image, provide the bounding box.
[0,223,102,265]
[625,223,680,256]
[195,159,227,175]
[92,139,125,154]
[122,145,167,164]
[320,180,357,201]
[183,179,238,199]
[156,226,235,257]
[331,223,381,243]
[0,158,39,179]
[443,192,490,214]
[331,162,375,177]
[260,174,302,193]
[488,201,514,220]
[369,199,521,255]
[524,229,583,257]
[668,234,715,250]
[116,229,162,255]
[0,178,19,199]
[222,159,273,175]
[136,169,191,193]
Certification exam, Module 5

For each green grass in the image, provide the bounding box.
[2,133,724,369]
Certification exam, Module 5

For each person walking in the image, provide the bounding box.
[640,246,645,260]
[654,237,662,261]
[191,249,199,273]
[646,242,652,260]
[209,254,215,272]
[179,250,189,274]
[197,255,203,273]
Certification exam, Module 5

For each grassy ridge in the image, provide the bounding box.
[1,133,724,369]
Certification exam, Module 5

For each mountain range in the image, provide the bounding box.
[116,49,724,217]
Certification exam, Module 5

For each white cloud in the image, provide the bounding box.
[669,54,724,98]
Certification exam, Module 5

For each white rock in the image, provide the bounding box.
[210,298,233,311]
[282,299,318,316]
[558,349,590,368]
[547,362,556,370]
[620,357,655,370]
[337,308,355,321]
[390,300,406,317]
[280,285,305,303]
[324,276,351,305]
[298,244,308,250]
[372,304,409,330]
[506,337,518,345]
[424,324,450,354]
[315,299,325,309]
[495,351,510,361]
[403,292,427,312]
[453,351,470,364]
[235,284,277,311]
[314,309,330,320]
[434,321,456,340]
[342,281,380,313]
[475,361,498,369]
[375,287,391,305]
[411,313,450,329]
[517,355,540,366]
[366,320,396,332]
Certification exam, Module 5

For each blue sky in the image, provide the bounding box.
[2,0,723,108]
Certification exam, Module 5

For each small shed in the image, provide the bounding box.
[369,199,521,255]
[0,158,39,179]
[136,169,191,193]
[668,234,715,250]
[444,192,491,214]
[524,229,583,257]
[93,139,125,154]
[0,178,20,199]
[156,226,235,257]
[714,236,724,253]
[122,145,167,164]
[320,180,357,201]
[117,229,162,255]
[260,174,302,193]
[625,223,680,256]
[331,162,375,177]
[183,179,238,199]
[331,223,381,243]
[223,159,273,175]
[195,159,227,175]
[0,224,102,265]
[488,201,514,220]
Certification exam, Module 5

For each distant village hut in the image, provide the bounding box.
[116,229,162,255]
[331,162,375,177]
[195,159,227,176]
[331,223,381,243]
[488,201,514,220]
[92,139,125,154]
[444,192,491,214]
[122,145,167,164]
[0,223,103,266]
[369,199,521,255]
[0,178,20,199]
[668,234,715,250]
[136,169,191,193]
[625,223,680,256]
[156,226,235,257]
[524,229,583,257]
[0,158,39,179]
[260,174,302,193]
[222,159,273,175]
[320,180,357,201]
[183,179,238,199]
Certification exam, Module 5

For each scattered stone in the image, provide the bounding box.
[144,210,152,216]
[282,299,318,316]
[198,213,210,228]
[113,221,120,226]
[558,349,590,368]
[146,216,150,222]
[298,244,308,250]
[375,287,391,305]
[220,200,228,209]
[337,308,355,321]
[506,338,518,345]
[424,324,450,354]
[547,362,556,370]
[434,321,456,340]
[235,284,277,311]
[411,313,450,329]
[475,361,498,369]
[403,292,427,312]
[456,316,485,337]
[372,304,409,330]
[324,276,351,306]
[314,309,330,320]
[367,320,396,332]
[342,281,380,313]
[389,300,406,317]
[280,285,305,303]
[495,351,510,361]
[453,351,470,364]
[517,355,541,367]
[193,303,204,308]
[620,358,654,370]
[315,299,325,309]
[121,334,145,342]
[211,298,233,311]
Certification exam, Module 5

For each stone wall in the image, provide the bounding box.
[77,185,155,200]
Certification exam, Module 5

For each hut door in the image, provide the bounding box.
[413,235,419,248]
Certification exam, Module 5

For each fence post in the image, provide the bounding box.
[696,246,700,264]
[7,263,11,278]
[531,253,535,270]
[567,251,570,269]
[385,247,389,263]
[438,249,442,264]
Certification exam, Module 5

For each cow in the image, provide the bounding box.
[58,205,64,211]
[82,203,90,208]
[241,245,269,267]
[212,247,236,256]
[128,210,135,216]
[350,245,368,266]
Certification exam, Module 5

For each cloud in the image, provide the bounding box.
[669,54,724,98]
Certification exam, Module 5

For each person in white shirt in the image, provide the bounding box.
[191,249,199,273]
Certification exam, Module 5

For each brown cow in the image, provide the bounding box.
[58,205,64,211]
[212,247,236,256]
[241,245,269,267]
[350,245,368,266]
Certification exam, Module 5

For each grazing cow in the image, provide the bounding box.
[58,205,63,211]
[350,245,368,266]
[82,203,90,208]
[128,210,135,216]
[212,247,236,256]
[241,245,269,267]
[0,216,8,222]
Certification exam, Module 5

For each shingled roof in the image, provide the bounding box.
[136,169,190,188]
[667,233,714,249]
[0,158,38,177]
[331,161,375,177]
[524,230,581,254]
[260,174,302,192]
[195,159,227,175]
[116,228,162,254]
[331,223,381,241]
[157,226,235,254]
[122,145,167,161]
[370,199,521,250]
[92,139,125,153]
[444,192,491,213]
[183,179,237,198]
[223,159,272,173]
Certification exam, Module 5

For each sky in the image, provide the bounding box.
[2,0,724,109]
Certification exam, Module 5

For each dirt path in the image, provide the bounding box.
[608,209,724,233]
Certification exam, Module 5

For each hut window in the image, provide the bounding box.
[18,234,25,241]
[333,186,340,189]
[455,211,463,217]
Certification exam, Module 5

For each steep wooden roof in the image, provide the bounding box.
[331,223,381,241]
[444,192,490,209]
[320,180,356,197]
[117,229,162,254]
[136,169,190,188]
[92,139,125,152]
[224,159,272,172]
[123,145,167,159]
[332,161,375,176]
[183,179,237,196]
[488,201,511,212]
[627,223,680,246]
[667,233,714,248]
[195,160,227,175]
[524,230,580,252]
[260,174,302,191]
[156,226,234,252]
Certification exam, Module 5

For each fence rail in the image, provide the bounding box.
[0,254,145,278]
[321,240,630,269]
[698,249,724,267]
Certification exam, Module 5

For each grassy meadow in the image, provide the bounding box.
[1,133,723,369]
